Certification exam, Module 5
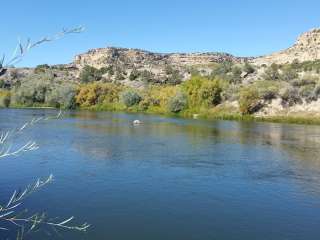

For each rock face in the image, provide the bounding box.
[74,47,248,69]
[253,28,320,65]
[72,47,250,84]
[2,28,320,88]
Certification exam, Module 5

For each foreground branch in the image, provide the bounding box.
[0,175,90,239]
[0,26,84,74]
[0,110,62,159]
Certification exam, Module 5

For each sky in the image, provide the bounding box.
[1,0,320,67]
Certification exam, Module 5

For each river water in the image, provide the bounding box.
[1,109,320,240]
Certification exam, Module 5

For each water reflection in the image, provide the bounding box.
[2,109,320,240]
[71,111,320,167]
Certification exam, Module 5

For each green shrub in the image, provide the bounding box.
[115,72,125,81]
[239,86,261,114]
[0,79,5,88]
[76,82,123,107]
[254,80,280,100]
[221,84,240,101]
[12,73,53,105]
[313,84,320,99]
[34,64,50,74]
[243,62,255,74]
[299,85,315,102]
[230,66,242,83]
[166,71,182,85]
[139,70,155,83]
[11,72,78,108]
[80,65,105,83]
[199,79,222,106]
[143,85,177,112]
[263,63,280,81]
[47,85,77,109]
[129,69,140,81]
[120,89,142,107]
[210,62,233,78]
[168,92,187,113]
[165,65,183,85]
[0,91,10,107]
[280,86,302,106]
[291,77,316,87]
[280,65,298,81]
[182,76,222,108]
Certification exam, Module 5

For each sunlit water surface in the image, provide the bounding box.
[1,109,320,240]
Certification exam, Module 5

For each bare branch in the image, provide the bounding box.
[0,175,90,238]
[0,110,90,239]
[0,110,62,159]
[0,26,84,73]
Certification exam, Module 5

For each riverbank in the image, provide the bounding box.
[5,101,320,125]
[2,104,320,126]
[76,104,320,125]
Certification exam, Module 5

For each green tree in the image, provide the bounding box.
[182,76,222,108]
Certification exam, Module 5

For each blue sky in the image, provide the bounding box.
[1,0,319,66]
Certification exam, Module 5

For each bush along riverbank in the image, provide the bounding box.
[2,61,320,125]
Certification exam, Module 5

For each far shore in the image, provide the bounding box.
[3,106,320,126]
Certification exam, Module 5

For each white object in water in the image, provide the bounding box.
[133,120,142,125]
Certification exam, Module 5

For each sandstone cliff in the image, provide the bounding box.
[253,28,320,65]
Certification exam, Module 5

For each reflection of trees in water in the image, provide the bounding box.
[232,121,320,196]
[70,116,232,171]
[69,112,320,185]
[230,121,320,164]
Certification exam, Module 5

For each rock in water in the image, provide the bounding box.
[133,120,142,125]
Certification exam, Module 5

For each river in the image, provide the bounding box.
[0,109,320,240]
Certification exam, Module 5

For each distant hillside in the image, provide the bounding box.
[73,28,320,71]
[72,47,250,85]
[74,47,249,69]
[2,28,320,120]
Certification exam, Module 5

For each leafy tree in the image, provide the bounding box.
[182,76,222,108]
